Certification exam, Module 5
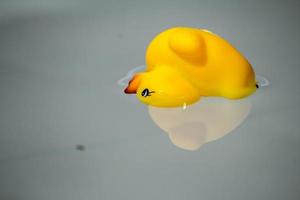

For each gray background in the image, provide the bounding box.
[0,0,299,199]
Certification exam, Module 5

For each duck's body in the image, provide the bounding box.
[125,27,257,107]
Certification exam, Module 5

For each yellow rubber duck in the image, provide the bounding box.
[124,27,257,107]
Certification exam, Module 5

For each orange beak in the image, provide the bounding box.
[124,74,143,94]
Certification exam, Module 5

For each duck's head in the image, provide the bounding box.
[124,67,200,107]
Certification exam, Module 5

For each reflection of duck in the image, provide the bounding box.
[148,98,251,151]
[125,27,257,107]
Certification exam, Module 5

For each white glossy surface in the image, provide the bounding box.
[0,1,299,200]
[149,98,251,150]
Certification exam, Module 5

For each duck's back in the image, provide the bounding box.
[145,27,256,98]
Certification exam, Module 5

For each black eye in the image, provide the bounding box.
[141,88,155,97]
[141,88,149,97]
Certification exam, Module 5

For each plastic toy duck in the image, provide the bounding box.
[124,27,257,107]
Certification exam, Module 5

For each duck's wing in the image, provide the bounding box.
[169,28,206,65]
